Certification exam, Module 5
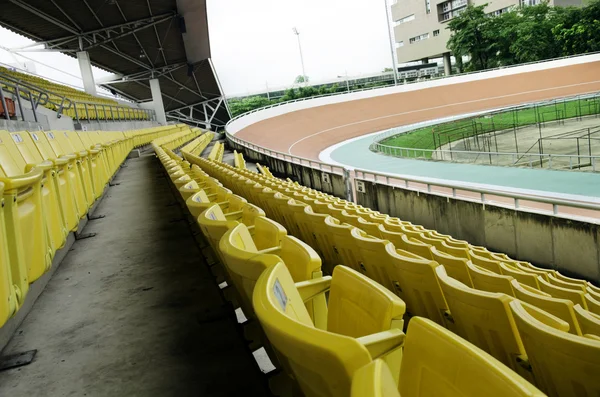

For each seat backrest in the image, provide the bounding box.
[386,245,449,327]
[467,262,515,296]
[27,131,59,161]
[8,131,45,166]
[400,316,545,397]
[43,131,70,157]
[511,279,581,335]
[537,276,587,308]
[0,182,17,328]
[435,266,526,373]
[510,299,600,397]
[357,217,383,238]
[325,216,362,271]
[585,293,600,316]
[328,265,405,338]
[351,229,395,291]
[499,262,540,289]
[430,247,473,287]
[0,130,29,176]
[253,262,372,397]
[470,250,503,273]
[546,273,586,292]
[573,304,600,337]
[351,360,400,397]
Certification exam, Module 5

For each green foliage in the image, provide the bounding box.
[448,0,600,71]
[294,75,309,83]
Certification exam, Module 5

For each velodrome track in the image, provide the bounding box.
[232,56,600,163]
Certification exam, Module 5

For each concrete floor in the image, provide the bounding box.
[0,155,268,396]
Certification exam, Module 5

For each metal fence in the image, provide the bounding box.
[371,91,600,171]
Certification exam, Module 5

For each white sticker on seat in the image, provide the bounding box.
[273,279,287,311]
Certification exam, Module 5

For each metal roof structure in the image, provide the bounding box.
[0,0,229,128]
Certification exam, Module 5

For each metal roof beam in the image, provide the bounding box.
[11,14,176,53]
[7,0,79,35]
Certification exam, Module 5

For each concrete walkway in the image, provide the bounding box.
[0,155,268,396]
[327,131,600,199]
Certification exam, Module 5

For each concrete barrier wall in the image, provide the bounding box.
[356,181,600,284]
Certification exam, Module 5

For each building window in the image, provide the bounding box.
[425,0,431,14]
[395,14,415,25]
[438,0,467,22]
[433,29,440,37]
[409,33,430,44]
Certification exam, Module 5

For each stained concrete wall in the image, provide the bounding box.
[356,181,600,283]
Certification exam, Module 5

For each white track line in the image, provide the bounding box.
[287,81,600,155]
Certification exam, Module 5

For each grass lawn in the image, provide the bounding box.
[379,96,600,157]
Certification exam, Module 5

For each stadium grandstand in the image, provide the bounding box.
[0,1,598,397]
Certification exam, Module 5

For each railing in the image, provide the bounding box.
[226,130,600,222]
[0,72,155,124]
[371,143,600,171]
[370,91,600,171]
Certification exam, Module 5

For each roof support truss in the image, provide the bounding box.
[12,13,176,52]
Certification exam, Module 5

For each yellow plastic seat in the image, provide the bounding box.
[351,229,395,291]
[553,271,588,288]
[499,262,540,289]
[537,276,587,308]
[0,182,17,327]
[430,247,473,287]
[324,216,363,273]
[0,145,51,291]
[253,261,405,397]
[378,224,433,260]
[1,131,67,252]
[385,245,451,328]
[470,250,503,273]
[435,266,533,380]
[302,207,337,273]
[584,293,600,315]
[467,262,515,296]
[33,131,88,219]
[510,299,600,397]
[219,222,326,325]
[47,131,95,206]
[545,273,586,292]
[511,279,581,335]
[351,360,400,397]
[573,304,600,336]
[400,316,544,397]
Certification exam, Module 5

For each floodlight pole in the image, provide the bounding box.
[383,0,399,85]
[292,27,307,86]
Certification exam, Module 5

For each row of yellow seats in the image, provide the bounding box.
[207,141,224,162]
[185,155,600,397]
[155,149,545,397]
[63,105,149,121]
[179,131,214,156]
[256,163,274,178]
[0,125,183,329]
[152,127,204,153]
[233,150,246,170]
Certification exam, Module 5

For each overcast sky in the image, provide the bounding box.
[0,0,395,97]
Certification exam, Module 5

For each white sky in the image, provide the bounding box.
[0,0,395,97]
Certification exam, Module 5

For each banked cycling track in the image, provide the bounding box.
[228,54,600,200]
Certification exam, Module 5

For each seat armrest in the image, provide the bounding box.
[296,276,332,303]
[0,168,44,190]
[357,329,405,359]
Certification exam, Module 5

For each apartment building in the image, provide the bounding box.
[390,0,583,74]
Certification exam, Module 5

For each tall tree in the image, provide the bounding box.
[447,5,496,71]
